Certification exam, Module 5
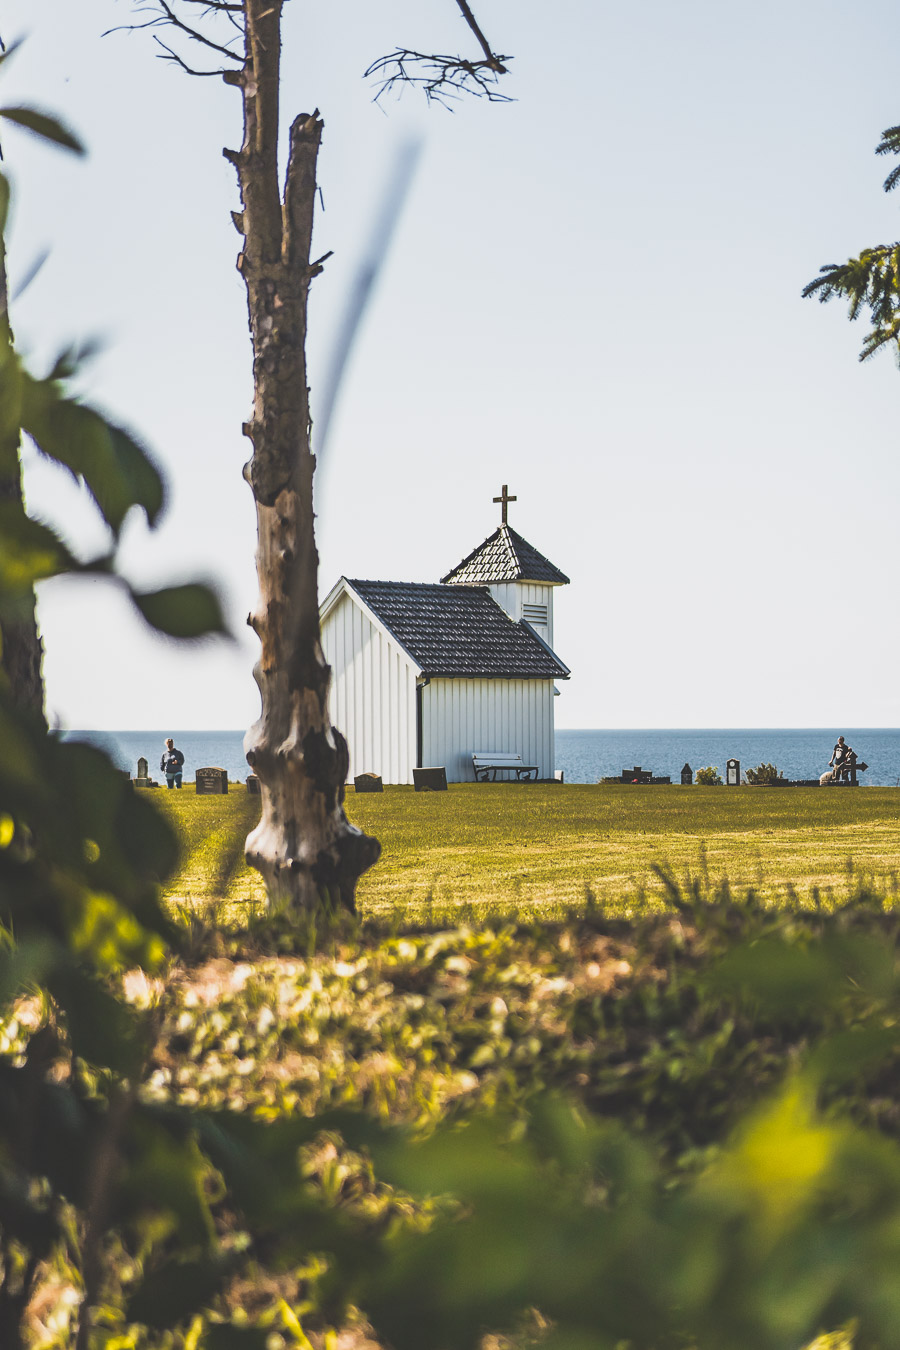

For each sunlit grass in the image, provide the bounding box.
[155,783,900,921]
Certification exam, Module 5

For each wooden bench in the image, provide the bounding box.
[472,752,538,782]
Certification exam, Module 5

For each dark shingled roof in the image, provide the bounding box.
[441,524,569,586]
[347,580,569,680]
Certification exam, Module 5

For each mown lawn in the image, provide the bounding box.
[155,782,900,919]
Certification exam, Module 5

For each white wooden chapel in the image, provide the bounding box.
[319,487,570,784]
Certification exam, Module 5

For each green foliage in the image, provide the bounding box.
[364,1077,900,1350]
[694,765,723,786]
[115,894,900,1350]
[804,119,900,363]
[351,920,900,1350]
[746,761,785,785]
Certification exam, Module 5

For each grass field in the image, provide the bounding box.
[156,782,900,919]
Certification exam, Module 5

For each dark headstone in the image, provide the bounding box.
[681,763,693,785]
[726,758,740,786]
[413,767,447,792]
[195,766,228,795]
[246,774,260,794]
[354,773,384,793]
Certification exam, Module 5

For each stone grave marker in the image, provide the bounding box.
[246,774,260,794]
[413,767,447,792]
[726,758,741,786]
[195,766,228,794]
[354,772,383,793]
[681,762,693,785]
[134,756,156,788]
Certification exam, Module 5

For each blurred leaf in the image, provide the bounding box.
[0,1064,97,1206]
[0,106,84,154]
[704,1077,843,1232]
[126,1254,240,1328]
[0,501,76,597]
[21,379,164,534]
[49,964,145,1074]
[46,340,103,383]
[106,420,165,526]
[130,583,228,639]
[202,1327,270,1349]
[0,1168,61,1255]
[0,41,24,72]
[64,887,168,976]
[706,936,845,1016]
[808,1025,900,1086]
[0,936,58,1004]
[10,246,49,302]
[118,1115,215,1246]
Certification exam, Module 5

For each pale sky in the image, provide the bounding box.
[4,0,900,731]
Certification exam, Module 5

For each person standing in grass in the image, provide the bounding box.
[161,738,185,789]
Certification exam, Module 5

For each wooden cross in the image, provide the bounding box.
[493,483,517,525]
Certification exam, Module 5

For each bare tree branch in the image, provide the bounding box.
[365,47,512,108]
[453,0,506,69]
[152,34,230,74]
[365,0,511,106]
[106,0,243,65]
[119,0,511,107]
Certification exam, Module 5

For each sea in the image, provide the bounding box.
[64,728,900,787]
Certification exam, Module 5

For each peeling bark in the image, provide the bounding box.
[230,0,379,913]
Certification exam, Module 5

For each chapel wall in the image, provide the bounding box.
[321,593,417,784]
[422,678,555,783]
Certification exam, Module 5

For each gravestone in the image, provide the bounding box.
[195,766,228,795]
[726,758,741,786]
[134,756,157,788]
[354,772,384,793]
[681,763,693,785]
[413,767,447,792]
[246,774,260,794]
[620,767,652,784]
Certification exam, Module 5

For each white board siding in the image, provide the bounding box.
[321,592,418,784]
[487,582,554,646]
[422,678,555,783]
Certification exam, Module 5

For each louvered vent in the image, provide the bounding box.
[522,603,549,626]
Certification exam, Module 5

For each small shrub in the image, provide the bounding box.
[695,766,723,786]
[746,762,785,786]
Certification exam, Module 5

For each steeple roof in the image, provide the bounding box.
[441,524,569,587]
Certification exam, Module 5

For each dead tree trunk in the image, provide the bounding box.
[226,0,379,913]
[0,235,45,720]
